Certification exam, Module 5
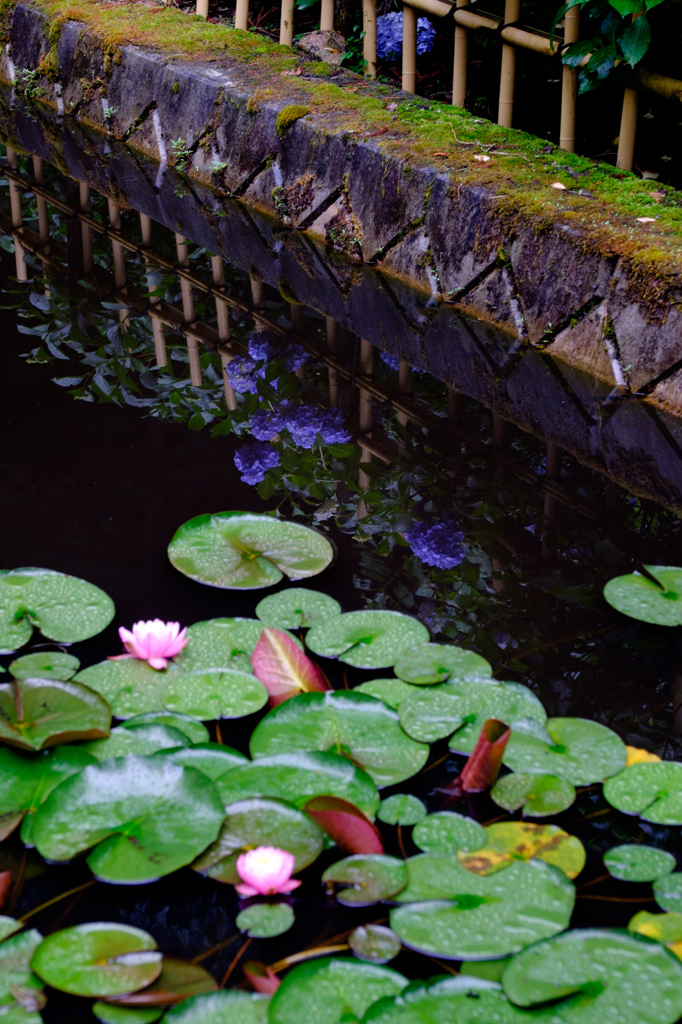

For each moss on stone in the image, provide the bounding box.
[276,103,310,137]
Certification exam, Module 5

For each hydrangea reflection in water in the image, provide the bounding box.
[234,441,281,485]
[113,619,188,670]
[376,11,436,59]
[248,333,308,373]
[405,517,465,570]
[235,846,301,896]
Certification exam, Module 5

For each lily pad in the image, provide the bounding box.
[0,568,115,653]
[9,651,80,681]
[152,743,248,781]
[605,845,676,882]
[491,771,576,817]
[32,755,225,884]
[603,761,682,824]
[0,917,21,942]
[213,751,379,819]
[349,925,401,964]
[361,975,538,1024]
[168,512,334,589]
[502,927,682,1023]
[165,991,270,1024]
[629,910,682,954]
[0,928,44,1004]
[503,717,627,785]
[73,659,175,719]
[256,589,341,629]
[0,677,111,751]
[412,812,487,855]
[122,713,209,744]
[163,669,268,720]
[249,691,429,787]
[30,922,161,997]
[306,611,429,669]
[175,618,302,676]
[458,822,586,879]
[654,873,682,913]
[393,643,492,685]
[604,566,682,626]
[377,795,426,827]
[104,957,218,1007]
[398,680,546,749]
[80,723,190,761]
[354,679,419,709]
[0,745,96,844]
[93,1004,163,1024]
[192,796,323,883]
[322,854,408,904]
[390,856,575,959]
[269,957,407,1024]
[236,903,294,938]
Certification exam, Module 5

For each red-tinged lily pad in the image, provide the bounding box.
[251,627,328,706]
[243,961,281,995]
[0,677,111,751]
[104,958,218,1007]
[164,991,271,1024]
[457,822,586,879]
[30,922,162,997]
[322,854,407,904]
[32,756,225,884]
[269,957,407,1024]
[305,796,383,854]
[0,745,97,844]
[603,761,682,824]
[255,588,341,629]
[167,512,334,590]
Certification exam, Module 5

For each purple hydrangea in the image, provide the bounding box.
[248,333,308,373]
[284,404,351,448]
[250,404,289,441]
[234,441,280,485]
[405,516,465,570]
[380,351,401,371]
[376,12,435,60]
[226,356,261,395]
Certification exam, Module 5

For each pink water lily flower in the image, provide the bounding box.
[235,846,301,897]
[111,619,188,670]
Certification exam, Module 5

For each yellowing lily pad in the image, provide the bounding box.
[458,822,586,879]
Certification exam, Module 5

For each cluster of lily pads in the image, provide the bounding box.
[4,518,682,1023]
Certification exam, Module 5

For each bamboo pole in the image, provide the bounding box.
[140,214,167,367]
[6,149,27,282]
[176,233,202,385]
[280,0,295,46]
[398,359,412,427]
[498,0,520,128]
[616,87,638,171]
[213,253,236,412]
[320,0,334,32]
[559,5,579,151]
[402,4,417,93]
[234,0,249,30]
[452,0,469,108]
[453,7,500,30]
[363,0,377,79]
[326,317,339,407]
[79,183,93,272]
[196,0,209,16]
[358,338,374,504]
[32,157,50,248]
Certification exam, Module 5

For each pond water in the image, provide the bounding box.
[2,102,682,1024]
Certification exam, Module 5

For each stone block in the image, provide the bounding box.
[425,177,504,296]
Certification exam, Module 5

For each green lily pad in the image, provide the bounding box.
[30,922,161,997]
[80,723,190,761]
[393,643,492,685]
[0,745,97,844]
[0,917,21,942]
[603,761,682,824]
[628,910,682,949]
[163,669,268,720]
[213,750,379,819]
[412,812,487,854]
[73,659,175,719]
[256,589,341,629]
[93,1004,163,1024]
[9,651,80,681]
[122,713,209,744]
[354,679,419,709]
[654,872,682,913]
[0,928,44,1004]
[104,957,217,1008]
[152,743,248,781]
[349,925,401,965]
[604,566,682,626]
[249,691,429,787]
[0,677,111,751]
[168,512,334,589]
[377,794,426,827]
[491,771,576,817]
[502,927,682,1023]
[398,680,546,749]
[458,822,586,879]
[361,975,538,1024]
[0,568,115,653]
[390,856,575,959]
[460,960,512,982]
[504,717,627,785]
[192,796,323,883]
[174,618,282,675]
[322,854,408,904]
[605,845,677,882]
[269,957,407,1024]
[236,902,294,938]
[165,991,270,1024]
[306,611,429,669]
[32,755,225,883]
